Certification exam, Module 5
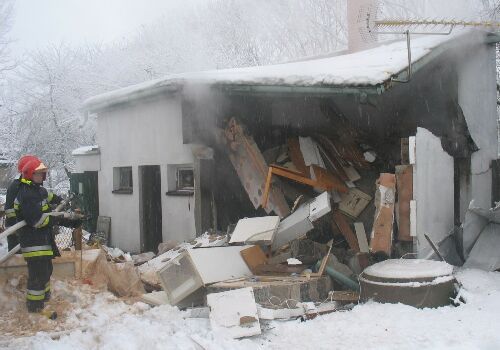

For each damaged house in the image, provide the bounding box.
[75,29,499,262]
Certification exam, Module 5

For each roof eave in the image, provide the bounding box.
[214,83,384,97]
[83,83,181,114]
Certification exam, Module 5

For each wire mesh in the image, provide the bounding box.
[54,226,78,250]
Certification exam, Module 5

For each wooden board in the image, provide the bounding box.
[396,165,413,241]
[370,173,396,256]
[310,165,349,193]
[287,137,308,176]
[332,210,360,252]
[240,245,268,274]
[354,222,369,253]
[338,188,372,218]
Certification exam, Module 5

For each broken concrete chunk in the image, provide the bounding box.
[207,287,261,339]
[140,291,169,306]
[157,240,179,255]
[229,216,280,245]
[257,305,304,320]
[131,252,156,266]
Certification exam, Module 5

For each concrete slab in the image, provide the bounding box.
[207,287,261,339]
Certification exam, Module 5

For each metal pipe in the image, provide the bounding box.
[391,30,412,83]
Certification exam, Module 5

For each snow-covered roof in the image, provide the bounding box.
[71,145,100,156]
[84,30,477,112]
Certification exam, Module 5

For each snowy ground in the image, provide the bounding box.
[1,268,500,349]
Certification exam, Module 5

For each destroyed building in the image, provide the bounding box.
[74,29,499,262]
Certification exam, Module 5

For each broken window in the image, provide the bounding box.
[166,164,194,195]
[112,166,133,194]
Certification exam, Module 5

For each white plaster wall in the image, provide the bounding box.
[96,96,196,253]
[458,41,498,212]
[414,127,454,258]
[74,154,100,173]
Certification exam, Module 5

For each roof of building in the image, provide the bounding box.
[84,29,495,113]
[71,145,100,156]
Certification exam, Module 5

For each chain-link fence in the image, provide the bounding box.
[54,226,78,251]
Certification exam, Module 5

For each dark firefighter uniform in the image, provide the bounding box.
[5,155,39,251]
[15,158,79,312]
[15,177,57,311]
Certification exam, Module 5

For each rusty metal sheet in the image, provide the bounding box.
[223,118,290,218]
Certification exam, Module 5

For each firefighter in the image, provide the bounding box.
[14,157,81,313]
[5,155,37,251]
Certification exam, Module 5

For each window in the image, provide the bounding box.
[166,164,194,196]
[113,166,133,194]
[177,168,194,191]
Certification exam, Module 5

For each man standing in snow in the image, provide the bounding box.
[5,155,37,252]
[14,156,81,313]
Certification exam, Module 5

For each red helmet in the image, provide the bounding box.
[22,157,47,180]
[17,155,37,173]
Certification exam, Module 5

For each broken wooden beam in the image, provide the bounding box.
[396,165,413,242]
[370,173,396,257]
[332,210,360,252]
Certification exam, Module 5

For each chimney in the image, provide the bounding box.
[347,0,378,53]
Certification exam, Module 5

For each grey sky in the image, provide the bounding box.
[10,0,186,55]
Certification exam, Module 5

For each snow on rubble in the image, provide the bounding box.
[3,268,500,350]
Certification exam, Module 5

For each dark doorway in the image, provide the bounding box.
[139,165,162,253]
[69,171,99,233]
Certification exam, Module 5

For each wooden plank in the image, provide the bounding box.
[240,245,268,274]
[310,165,349,193]
[223,118,290,217]
[287,137,308,176]
[262,165,336,208]
[370,173,396,256]
[400,138,410,165]
[354,222,369,253]
[396,165,413,241]
[332,210,360,252]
